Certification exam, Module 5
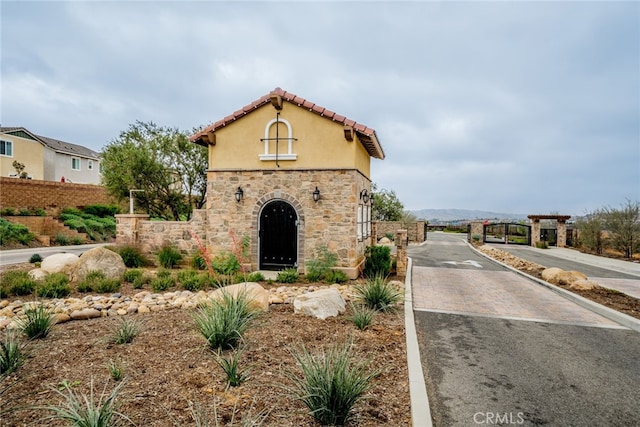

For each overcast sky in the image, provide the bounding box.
[2,1,638,216]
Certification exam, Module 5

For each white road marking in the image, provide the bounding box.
[442,260,483,268]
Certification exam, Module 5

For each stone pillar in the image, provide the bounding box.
[557,219,567,248]
[396,229,408,277]
[530,219,541,247]
[371,221,378,245]
[115,214,149,245]
[469,221,484,244]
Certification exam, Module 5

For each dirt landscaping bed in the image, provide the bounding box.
[0,265,411,426]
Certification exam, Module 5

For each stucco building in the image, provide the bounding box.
[117,88,384,278]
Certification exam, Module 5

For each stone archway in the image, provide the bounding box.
[528,215,571,248]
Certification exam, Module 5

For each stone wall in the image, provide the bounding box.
[0,177,114,214]
[115,169,372,278]
[374,220,426,243]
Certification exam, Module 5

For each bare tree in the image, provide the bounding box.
[601,199,640,259]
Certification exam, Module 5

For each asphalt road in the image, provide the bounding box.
[410,232,640,427]
[0,243,108,267]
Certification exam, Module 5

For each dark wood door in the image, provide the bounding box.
[259,200,298,270]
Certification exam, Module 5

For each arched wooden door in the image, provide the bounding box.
[259,200,298,270]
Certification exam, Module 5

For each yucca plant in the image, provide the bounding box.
[214,348,250,388]
[40,377,131,426]
[16,303,55,339]
[350,303,377,331]
[288,340,378,426]
[109,318,142,345]
[0,332,26,375]
[192,290,259,350]
[354,274,402,312]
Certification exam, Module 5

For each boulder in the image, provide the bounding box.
[209,282,270,312]
[541,267,564,284]
[293,288,346,320]
[570,280,600,291]
[70,308,101,320]
[558,270,588,286]
[41,253,80,274]
[72,247,126,282]
[378,237,392,245]
[28,268,48,281]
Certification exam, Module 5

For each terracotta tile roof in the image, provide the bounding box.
[190,87,385,160]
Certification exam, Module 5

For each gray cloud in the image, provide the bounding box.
[2,1,638,215]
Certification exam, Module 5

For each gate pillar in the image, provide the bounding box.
[557,219,567,248]
[530,219,541,247]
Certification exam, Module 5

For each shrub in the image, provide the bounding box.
[245,272,265,282]
[118,246,148,268]
[288,340,378,426]
[277,268,299,284]
[192,290,260,350]
[83,204,120,217]
[354,274,401,312]
[29,253,43,263]
[535,241,549,249]
[76,282,94,293]
[109,318,142,345]
[325,269,349,284]
[16,303,55,339]
[41,377,130,426]
[0,207,15,216]
[472,234,481,242]
[37,273,71,298]
[132,275,150,290]
[384,232,395,241]
[191,254,207,270]
[151,275,174,292]
[215,348,249,388]
[350,304,376,330]
[123,269,143,283]
[158,245,183,269]
[0,219,35,247]
[51,233,71,246]
[0,332,26,375]
[177,269,206,292]
[211,251,240,275]
[305,245,338,282]
[95,279,121,294]
[2,271,36,296]
[363,246,391,277]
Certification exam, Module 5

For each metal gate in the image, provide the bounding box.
[483,223,531,245]
[259,200,298,270]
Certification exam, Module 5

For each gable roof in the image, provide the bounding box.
[0,127,99,159]
[190,87,385,160]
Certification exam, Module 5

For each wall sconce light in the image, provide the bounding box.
[359,189,370,204]
[234,186,244,203]
[313,186,320,203]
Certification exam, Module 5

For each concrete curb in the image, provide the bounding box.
[405,257,433,426]
[470,244,640,333]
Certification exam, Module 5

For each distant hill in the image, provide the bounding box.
[410,208,528,223]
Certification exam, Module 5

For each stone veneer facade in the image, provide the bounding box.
[116,169,372,278]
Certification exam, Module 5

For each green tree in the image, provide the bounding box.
[371,184,404,221]
[601,199,640,259]
[576,210,605,255]
[101,121,207,220]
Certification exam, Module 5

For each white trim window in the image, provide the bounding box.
[88,160,94,170]
[0,140,13,157]
[357,204,364,241]
[259,117,297,161]
[71,157,81,171]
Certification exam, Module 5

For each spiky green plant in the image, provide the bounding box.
[16,303,55,339]
[107,358,125,382]
[192,290,259,350]
[354,274,402,312]
[40,377,131,426]
[288,340,378,426]
[109,318,142,345]
[350,304,377,331]
[0,332,26,375]
[214,348,250,388]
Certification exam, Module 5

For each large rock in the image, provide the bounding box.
[41,253,80,274]
[558,270,588,286]
[293,288,346,320]
[72,247,126,282]
[570,279,600,291]
[28,268,48,281]
[541,267,564,284]
[209,282,270,312]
